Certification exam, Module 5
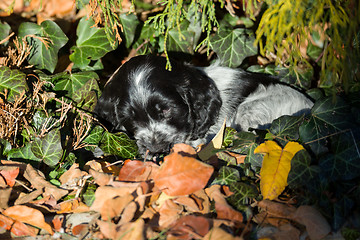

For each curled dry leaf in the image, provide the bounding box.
[158,199,183,228]
[59,163,87,185]
[114,219,146,240]
[0,166,19,187]
[90,184,139,212]
[257,200,297,219]
[84,160,121,175]
[118,201,137,225]
[11,220,39,237]
[56,199,90,214]
[14,189,43,205]
[89,168,113,186]
[205,185,243,223]
[43,186,69,201]
[154,143,214,196]
[168,215,211,239]
[3,205,54,235]
[100,193,134,221]
[0,188,12,209]
[290,205,331,240]
[97,220,117,239]
[118,159,159,182]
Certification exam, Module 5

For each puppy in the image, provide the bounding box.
[94,55,313,156]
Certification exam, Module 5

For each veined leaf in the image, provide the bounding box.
[255,140,304,200]
[18,20,68,73]
[99,131,138,158]
[212,166,240,185]
[227,182,258,211]
[231,132,262,168]
[31,129,63,167]
[270,115,304,146]
[0,66,28,101]
[210,28,257,68]
[119,13,140,48]
[72,78,100,111]
[299,96,354,156]
[70,17,117,70]
[7,142,41,162]
[0,21,11,46]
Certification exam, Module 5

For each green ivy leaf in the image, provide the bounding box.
[288,149,320,188]
[319,131,360,181]
[72,78,100,111]
[0,139,12,157]
[18,20,68,73]
[299,96,354,156]
[83,125,104,150]
[227,182,258,211]
[31,129,63,167]
[270,115,304,146]
[119,13,140,48]
[54,71,99,100]
[83,184,97,206]
[210,28,257,68]
[231,132,262,168]
[223,127,237,147]
[7,142,41,162]
[0,66,28,101]
[212,166,240,185]
[70,17,117,70]
[99,131,138,158]
[0,21,11,46]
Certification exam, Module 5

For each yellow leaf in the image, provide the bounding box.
[255,141,304,200]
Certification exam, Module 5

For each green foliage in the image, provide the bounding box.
[18,21,68,73]
[0,66,28,101]
[70,16,118,71]
[0,21,11,46]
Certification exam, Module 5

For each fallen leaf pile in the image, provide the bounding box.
[0,142,336,239]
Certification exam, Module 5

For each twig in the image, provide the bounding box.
[0,32,14,45]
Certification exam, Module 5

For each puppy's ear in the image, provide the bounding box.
[180,69,222,139]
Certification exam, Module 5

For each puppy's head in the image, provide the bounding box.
[95,55,221,156]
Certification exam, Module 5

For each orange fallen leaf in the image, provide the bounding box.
[72,223,88,237]
[118,159,159,182]
[59,163,87,185]
[255,141,304,200]
[114,219,146,240]
[154,143,214,196]
[11,220,39,237]
[0,166,19,187]
[0,188,12,209]
[57,199,90,214]
[158,199,183,228]
[89,168,114,186]
[97,220,117,239]
[118,201,137,225]
[52,215,64,232]
[100,193,134,221]
[3,205,54,235]
[257,200,296,219]
[203,227,242,240]
[169,215,211,239]
[0,213,14,231]
[90,184,139,212]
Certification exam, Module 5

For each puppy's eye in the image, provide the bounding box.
[155,104,171,118]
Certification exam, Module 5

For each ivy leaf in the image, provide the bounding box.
[231,132,262,168]
[287,149,320,188]
[99,131,138,159]
[255,140,304,200]
[119,13,140,48]
[212,166,240,185]
[270,115,304,146]
[319,130,360,181]
[18,21,68,73]
[7,142,41,162]
[0,21,11,46]
[54,71,99,100]
[227,182,258,211]
[83,125,104,151]
[72,78,100,111]
[70,17,117,70]
[0,66,28,101]
[83,184,97,206]
[31,129,63,167]
[299,96,353,156]
[210,28,257,67]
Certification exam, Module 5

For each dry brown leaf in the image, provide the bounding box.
[72,223,88,237]
[14,189,43,205]
[51,215,64,232]
[3,205,54,235]
[0,166,19,187]
[168,215,211,239]
[158,199,183,228]
[43,186,69,201]
[257,200,297,219]
[59,163,87,185]
[100,193,134,221]
[0,175,6,187]
[272,224,300,240]
[97,219,117,239]
[90,184,138,212]
[24,164,55,189]
[57,199,90,213]
[205,185,243,223]
[174,195,203,213]
[0,160,27,173]
[203,227,243,240]
[115,219,146,240]
[154,143,214,196]
[84,159,121,175]
[0,188,12,209]
[135,182,152,211]
[27,0,75,20]
[0,213,14,231]
[11,220,39,237]
[118,201,137,225]
[118,159,159,182]
[198,119,226,161]
[290,205,331,240]
[0,0,25,17]
[89,168,114,186]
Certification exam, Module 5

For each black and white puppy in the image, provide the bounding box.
[94,55,313,156]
